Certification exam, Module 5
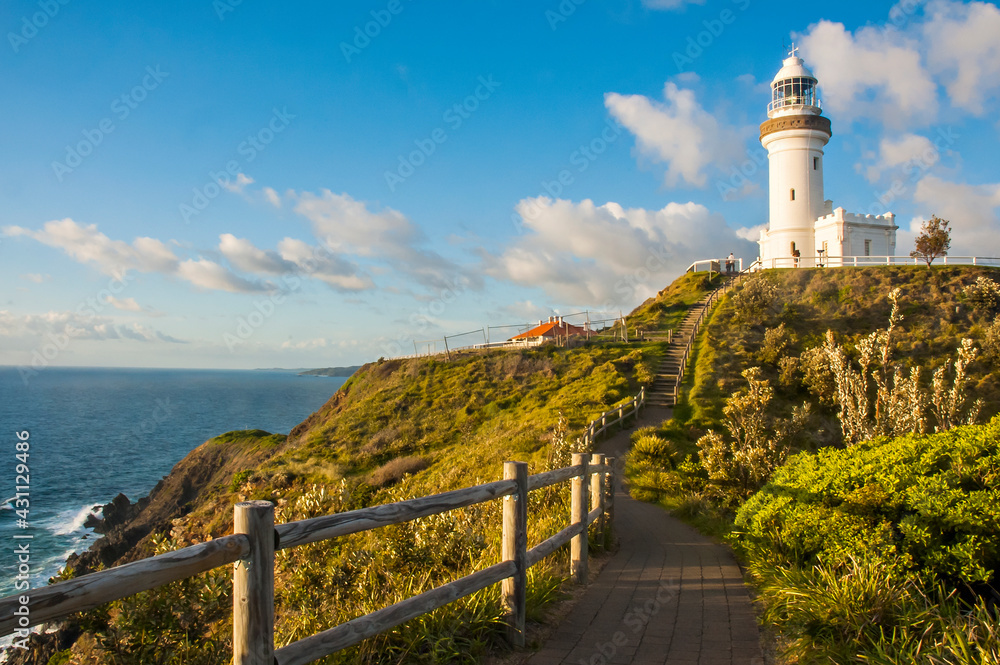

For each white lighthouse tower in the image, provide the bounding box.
[758,49,897,268]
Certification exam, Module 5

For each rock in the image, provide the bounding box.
[83,513,102,530]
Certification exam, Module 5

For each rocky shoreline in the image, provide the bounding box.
[2,429,276,664]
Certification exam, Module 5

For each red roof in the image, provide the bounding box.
[510,321,588,340]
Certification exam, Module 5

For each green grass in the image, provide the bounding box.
[622,266,1000,665]
[51,274,722,664]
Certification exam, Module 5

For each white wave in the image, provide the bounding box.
[45,505,102,536]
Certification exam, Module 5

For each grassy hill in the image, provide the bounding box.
[625,265,1000,664]
[29,274,725,665]
[27,265,1000,664]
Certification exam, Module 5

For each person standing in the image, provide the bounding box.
[726,252,735,274]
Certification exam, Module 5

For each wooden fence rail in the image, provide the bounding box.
[0,455,617,664]
[583,387,645,448]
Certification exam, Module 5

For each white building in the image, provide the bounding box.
[758,50,897,268]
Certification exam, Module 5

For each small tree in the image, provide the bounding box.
[910,215,951,268]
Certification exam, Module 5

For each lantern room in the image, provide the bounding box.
[767,48,822,118]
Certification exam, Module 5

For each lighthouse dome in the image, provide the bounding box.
[768,52,821,117]
[771,55,815,84]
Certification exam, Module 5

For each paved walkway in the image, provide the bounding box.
[526,407,763,665]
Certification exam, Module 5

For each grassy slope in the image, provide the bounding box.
[627,266,1000,538]
[44,275,720,665]
[692,266,1000,437]
[625,265,1000,664]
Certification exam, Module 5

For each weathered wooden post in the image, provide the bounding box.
[233,500,275,665]
[604,456,616,548]
[570,453,589,583]
[502,461,528,647]
[590,454,605,546]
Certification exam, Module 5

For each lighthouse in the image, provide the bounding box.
[758,49,897,268]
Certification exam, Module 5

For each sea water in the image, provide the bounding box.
[0,367,346,598]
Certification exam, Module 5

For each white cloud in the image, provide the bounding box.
[20,274,50,284]
[292,189,471,290]
[912,175,1000,253]
[499,300,552,323]
[262,187,281,207]
[280,338,328,350]
[798,21,937,128]
[3,219,179,276]
[108,296,142,312]
[218,233,373,291]
[4,220,369,295]
[485,197,756,306]
[223,172,254,194]
[641,0,705,9]
[862,133,940,182]
[219,233,297,274]
[879,134,937,169]
[0,310,185,344]
[923,0,1000,115]
[605,83,747,188]
[176,259,270,293]
[736,224,766,242]
[798,2,1000,128]
[276,238,374,291]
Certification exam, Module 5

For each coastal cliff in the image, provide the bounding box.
[11,267,1000,664]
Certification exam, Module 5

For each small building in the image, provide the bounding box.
[510,317,589,343]
[758,49,898,268]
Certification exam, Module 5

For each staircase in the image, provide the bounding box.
[646,276,737,408]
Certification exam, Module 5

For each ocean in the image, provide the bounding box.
[0,366,347,598]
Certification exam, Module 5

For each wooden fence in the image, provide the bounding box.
[582,387,645,449]
[0,454,617,664]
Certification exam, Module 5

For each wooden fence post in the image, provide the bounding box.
[233,501,275,665]
[570,453,589,584]
[502,462,528,647]
[590,454,605,546]
[604,456,615,548]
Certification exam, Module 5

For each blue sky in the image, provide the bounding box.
[2,0,999,370]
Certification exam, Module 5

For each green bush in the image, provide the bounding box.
[735,416,1000,586]
[962,275,1000,313]
[624,428,681,502]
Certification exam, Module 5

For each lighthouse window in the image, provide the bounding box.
[790,189,795,201]
[865,239,872,256]
[813,157,819,170]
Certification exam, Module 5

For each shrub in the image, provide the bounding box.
[630,431,677,466]
[730,274,779,326]
[369,455,430,487]
[758,322,791,365]
[735,415,1000,585]
[799,346,836,405]
[985,316,1000,363]
[750,555,1000,664]
[929,338,983,432]
[696,368,805,503]
[962,276,1000,313]
[821,289,982,443]
[230,469,254,492]
[777,355,799,390]
[624,428,682,502]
